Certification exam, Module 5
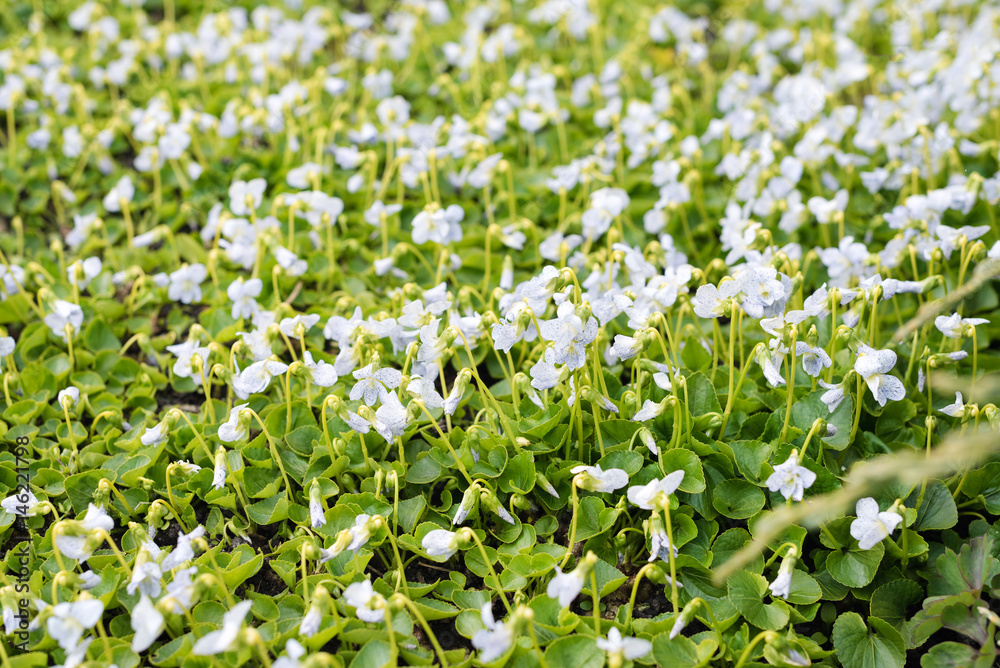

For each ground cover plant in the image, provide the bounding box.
[1,0,1000,666]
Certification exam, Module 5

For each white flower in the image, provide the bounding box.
[229,178,266,216]
[233,359,289,400]
[627,470,685,509]
[343,580,385,623]
[350,362,403,406]
[227,278,263,319]
[212,450,228,490]
[818,379,847,413]
[103,175,134,212]
[192,600,254,656]
[570,464,629,493]
[218,404,250,442]
[130,595,165,653]
[546,566,585,608]
[167,264,207,304]
[46,599,104,651]
[765,453,816,502]
[287,162,328,189]
[768,570,792,599]
[166,338,211,385]
[1,489,41,516]
[849,497,902,550]
[422,529,460,560]
[940,392,965,417]
[275,640,307,668]
[796,341,832,378]
[127,560,163,597]
[411,204,465,245]
[58,387,80,408]
[346,514,374,552]
[596,627,651,660]
[631,398,665,422]
[161,526,206,571]
[55,504,115,563]
[45,300,84,341]
[141,423,167,446]
[0,336,14,360]
[299,604,321,638]
[934,313,989,339]
[854,344,905,407]
[609,334,643,361]
[471,603,514,663]
[66,257,102,290]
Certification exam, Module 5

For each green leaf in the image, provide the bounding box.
[921,641,997,668]
[832,612,905,668]
[406,454,443,484]
[351,639,394,668]
[712,479,765,519]
[870,579,924,629]
[727,570,790,630]
[826,541,884,588]
[927,535,999,598]
[907,482,957,531]
[729,439,771,482]
[658,449,706,493]
[651,633,717,668]
[686,371,722,416]
[498,450,536,494]
[543,635,606,668]
[246,495,289,524]
[785,570,822,605]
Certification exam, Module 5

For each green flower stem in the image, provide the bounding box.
[375,516,411,598]
[455,329,519,448]
[661,504,680,615]
[245,409,293,501]
[592,405,605,457]
[394,594,450,668]
[64,324,76,370]
[971,325,979,398]
[95,616,115,665]
[525,614,552,668]
[623,563,656,630]
[735,630,777,668]
[819,523,841,550]
[483,223,496,294]
[799,418,824,463]
[283,366,294,428]
[0,627,13,668]
[710,318,723,383]
[727,307,740,413]
[826,298,839,383]
[300,545,318,611]
[169,409,214,462]
[779,327,798,443]
[720,343,765,438]
[462,528,511,613]
[590,569,602,634]
[688,598,725,660]
[95,529,134,578]
[849,373,866,445]
[415,402,472,485]
[559,473,583,568]
[763,542,798,569]
[251,634,273,668]
[61,401,78,466]
[868,290,880,345]
[898,503,910,568]
[197,363,216,425]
